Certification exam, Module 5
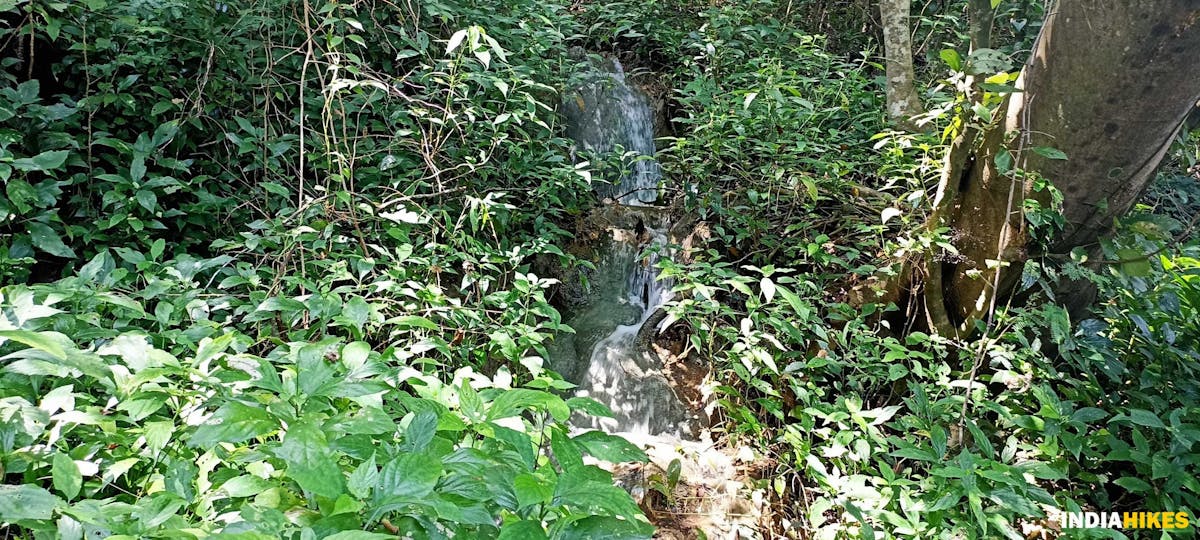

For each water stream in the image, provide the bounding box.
[554,54,699,439]
[563,56,662,205]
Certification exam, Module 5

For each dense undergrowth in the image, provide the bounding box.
[591,1,1200,539]
[0,0,655,537]
[1,0,1198,539]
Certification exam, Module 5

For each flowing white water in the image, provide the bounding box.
[569,223,699,438]
[563,57,662,205]
[555,59,768,534]
[556,53,697,438]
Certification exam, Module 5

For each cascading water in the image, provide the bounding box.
[568,219,698,437]
[552,58,766,536]
[562,56,662,205]
[553,55,700,439]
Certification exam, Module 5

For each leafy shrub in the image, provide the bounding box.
[0,0,658,537]
[0,274,651,538]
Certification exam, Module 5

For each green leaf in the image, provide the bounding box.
[150,238,166,260]
[514,472,553,510]
[1127,409,1165,429]
[52,453,82,500]
[27,222,76,258]
[987,488,1040,515]
[275,420,345,499]
[347,454,378,499]
[400,410,438,452]
[488,389,570,423]
[890,446,937,462]
[1032,146,1067,160]
[324,533,400,540]
[844,501,876,540]
[130,156,147,183]
[1070,407,1108,424]
[220,475,272,498]
[994,148,1013,175]
[297,347,335,397]
[0,484,62,521]
[0,330,69,360]
[572,431,648,463]
[491,424,536,469]
[1113,477,1152,493]
[342,341,371,366]
[566,396,614,419]
[550,427,584,471]
[968,492,987,536]
[1117,248,1152,277]
[135,189,157,211]
[939,49,962,71]
[377,452,442,500]
[490,330,519,360]
[194,333,234,366]
[188,401,278,448]
[556,515,653,540]
[11,150,69,172]
[499,520,549,540]
[385,315,439,330]
[553,478,641,517]
[118,392,168,422]
[144,421,174,455]
[931,425,948,460]
[342,296,370,332]
[6,179,36,213]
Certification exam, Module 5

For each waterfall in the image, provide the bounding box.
[547,210,700,439]
[553,54,697,438]
[563,57,662,205]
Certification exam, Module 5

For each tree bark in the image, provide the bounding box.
[879,0,925,129]
[940,1,1200,329]
[967,0,994,50]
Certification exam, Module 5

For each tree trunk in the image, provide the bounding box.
[967,0,994,50]
[879,0,925,129]
[940,1,1200,329]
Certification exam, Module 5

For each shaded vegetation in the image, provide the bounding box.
[0,0,1197,538]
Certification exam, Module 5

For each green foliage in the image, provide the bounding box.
[639,2,1200,539]
[0,282,652,536]
[1,0,1194,538]
[0,0,655,537]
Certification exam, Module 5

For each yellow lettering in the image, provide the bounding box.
[1148,513,1161,528]
[1163,512,1175,528]
[1178,512,1189,528]
[1124,512,1139,528]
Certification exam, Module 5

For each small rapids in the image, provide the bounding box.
[566,218,698,438]
[563,55,662,205]
[556,52,700,438]
[551,53,765,537]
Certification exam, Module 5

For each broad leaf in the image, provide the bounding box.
[11,150,69,172]
[0,484,61,521]
[52,453,82,500]
[274,420,345,499]
[1126,409,1165,429]
[0,330,69,360]
[572,431,647,463]
[377,452,442,500]
[188,401,278,448]
[27,222,76,258]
